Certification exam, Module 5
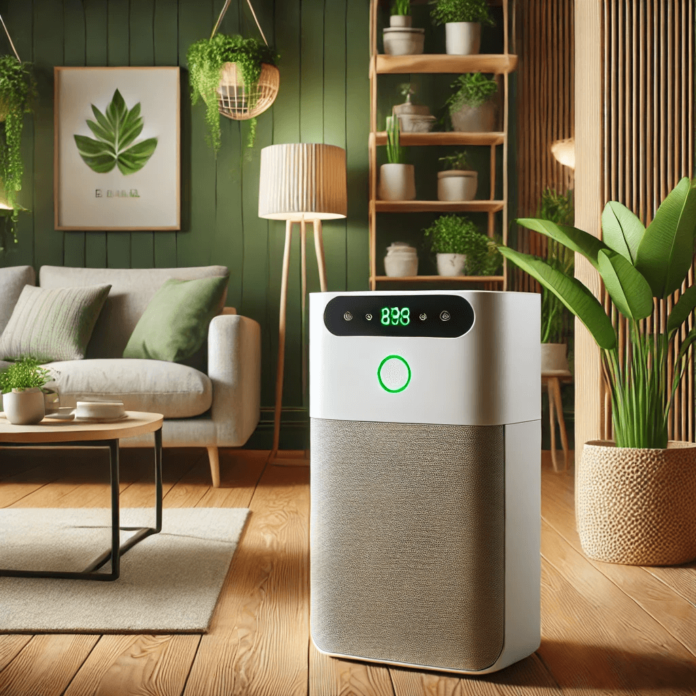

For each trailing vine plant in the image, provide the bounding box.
[187,34,277,152]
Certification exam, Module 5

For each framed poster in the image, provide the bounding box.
[55,67,180,231]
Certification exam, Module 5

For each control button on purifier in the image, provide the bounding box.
[377,355,411,393]
[344,312,353,321]
[365,313,373,321]
[419,313,427,321]
[440,310,451,321]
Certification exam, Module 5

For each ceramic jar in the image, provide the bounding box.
[437,171,478,201]
[445,22,481,55]
[383,27,425,55]
[384,242,418,278]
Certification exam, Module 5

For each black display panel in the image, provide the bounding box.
[324,295,475,338]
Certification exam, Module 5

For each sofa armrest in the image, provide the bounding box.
[208,314,261,447]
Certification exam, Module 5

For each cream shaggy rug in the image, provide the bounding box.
[0,507,249,633]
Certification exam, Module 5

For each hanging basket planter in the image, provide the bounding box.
[216,61,279,121]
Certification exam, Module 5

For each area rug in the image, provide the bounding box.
[0,507,249,633]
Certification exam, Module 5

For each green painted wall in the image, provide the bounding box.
[0,0,371,448]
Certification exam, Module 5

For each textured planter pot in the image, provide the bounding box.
[384,252,418,278]
[383,28,425,56]
[436,253,467,277]
[445,22,481,55]
[378,164,416,201]
[578,441,696,566]
[390,15,412,27]
[437,170,478,201]
[451,100,497,133]
[3,388,46,425]
[398,114,436,133]
[540,343,570,373]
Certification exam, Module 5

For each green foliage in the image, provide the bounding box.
[505,178,696,448]
[187,34,277,154]
[385,115,405,164]
[431,0,495,26]
[439,150,472,171]
[0,56,35,250]
[446,72,498,112]
[539,188,574,226]
[0,357,52,394]
[74,89,157,176]
[392,0,411,16]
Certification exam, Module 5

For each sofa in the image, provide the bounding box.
[0,265,262,487]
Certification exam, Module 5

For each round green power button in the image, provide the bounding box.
[377,355,411,393]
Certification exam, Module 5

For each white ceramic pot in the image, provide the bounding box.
[541,343,570,373]
[384,243,418,277]
[451,100,497,132]
[3,388,46,425]
[445,22,481,55]
[379,164,416,201]
[437,170,478,201]
[398,114,436,133]
[390,15,412,27]
[383,28,425,55]
[437,253,467,277]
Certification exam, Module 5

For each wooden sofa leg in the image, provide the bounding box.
[207,446,220,488]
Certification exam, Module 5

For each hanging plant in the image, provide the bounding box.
[0,55,35,251]
[187,34,278,152]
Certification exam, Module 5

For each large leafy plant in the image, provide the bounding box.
[446,72,497,112]
[74,89,158,175]
[431,0,495,26]
[500,178,696,449]
[187,34,277,153]
[0,357,51,393]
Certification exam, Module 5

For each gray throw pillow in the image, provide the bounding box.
[0,284,112,363]
[0,265,36,336]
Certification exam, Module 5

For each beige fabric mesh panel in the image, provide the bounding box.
[310,418,506,672]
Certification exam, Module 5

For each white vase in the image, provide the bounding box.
[379,164,416,201]
[451,100,497,132]
[437,171,478,201]
[3,388,46,425]
[383,28,425,56]
[436,253,467,277]
[384,243,418,277]
[390,15,412,28]
[541,343,570,373]
[445,22,481,55]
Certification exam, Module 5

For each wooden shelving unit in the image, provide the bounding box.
[368,0,517,290]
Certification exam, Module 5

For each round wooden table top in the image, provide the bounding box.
[0,411,163,444]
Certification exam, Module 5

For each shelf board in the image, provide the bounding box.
[374,132,505,146]
[375,200,504,213]
[375,54,518,75]
[374,275,504,283]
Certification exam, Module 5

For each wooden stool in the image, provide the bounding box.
[542,371,572,472]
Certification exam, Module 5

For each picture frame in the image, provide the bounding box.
[54,66,180,231]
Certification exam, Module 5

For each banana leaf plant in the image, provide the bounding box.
[500,177,696,449]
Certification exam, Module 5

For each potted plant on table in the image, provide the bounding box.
[446,72,498,133]
[379,115,416,201]
[424,214,499,276]
[431,0,495,55]
[438,151,477,201]
[390,0,412,27]
[500,177,696,566]
[383,0,425,56]
[0,357,52,425]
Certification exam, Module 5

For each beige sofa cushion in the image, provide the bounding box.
[48,359,212,419]
[0,266,35,336]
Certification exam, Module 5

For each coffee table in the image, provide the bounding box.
[0,411,163,581]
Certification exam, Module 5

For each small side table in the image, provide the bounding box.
[542,371,572,472]
[0,411,163,581]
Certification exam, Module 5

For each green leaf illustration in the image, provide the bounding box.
[74,89,158,175]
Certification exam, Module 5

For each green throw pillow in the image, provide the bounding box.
[123,276,229,363]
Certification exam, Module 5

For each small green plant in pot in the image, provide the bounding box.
[390,0,412,27]
[500,178,696,566]
[0,357,52,425]
[379,116,416,201]
[187,34,278,152]
[437,150,478,202]
[431,0,495,55]
[0,56,36,252]
[446,73,498,133]
[424,214,500,276]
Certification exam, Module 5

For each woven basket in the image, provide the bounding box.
[577,440,696,566]
[216,62,279,121]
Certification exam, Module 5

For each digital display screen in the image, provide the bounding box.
[324,295,475,338]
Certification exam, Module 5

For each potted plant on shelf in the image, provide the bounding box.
[431,0,495,56]
[438,151,477,201]
[0,357,52,425]
[500,177,696,566]
[383,0,424,55]
[446,72,498,133]
[379,115,416,201]
[187,34,278,152]
[390,0,412,27]
[424,214,499,276]
[0,55,35,251]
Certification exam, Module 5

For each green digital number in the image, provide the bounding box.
[391,307,400,325]
[381,307,390,325]
[400,307,410,326]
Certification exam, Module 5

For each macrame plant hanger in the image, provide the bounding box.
[212,0,279,121]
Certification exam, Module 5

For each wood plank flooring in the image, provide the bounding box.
[0,448,694,695]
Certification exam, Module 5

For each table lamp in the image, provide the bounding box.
[259,143,347,464]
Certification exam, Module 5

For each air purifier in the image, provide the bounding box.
[309,290,541,675]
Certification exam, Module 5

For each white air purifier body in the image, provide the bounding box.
[309,290,541,675]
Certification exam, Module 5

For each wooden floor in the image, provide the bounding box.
[0,447,695,695]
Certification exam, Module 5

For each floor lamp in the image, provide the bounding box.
[258,143,347,465]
